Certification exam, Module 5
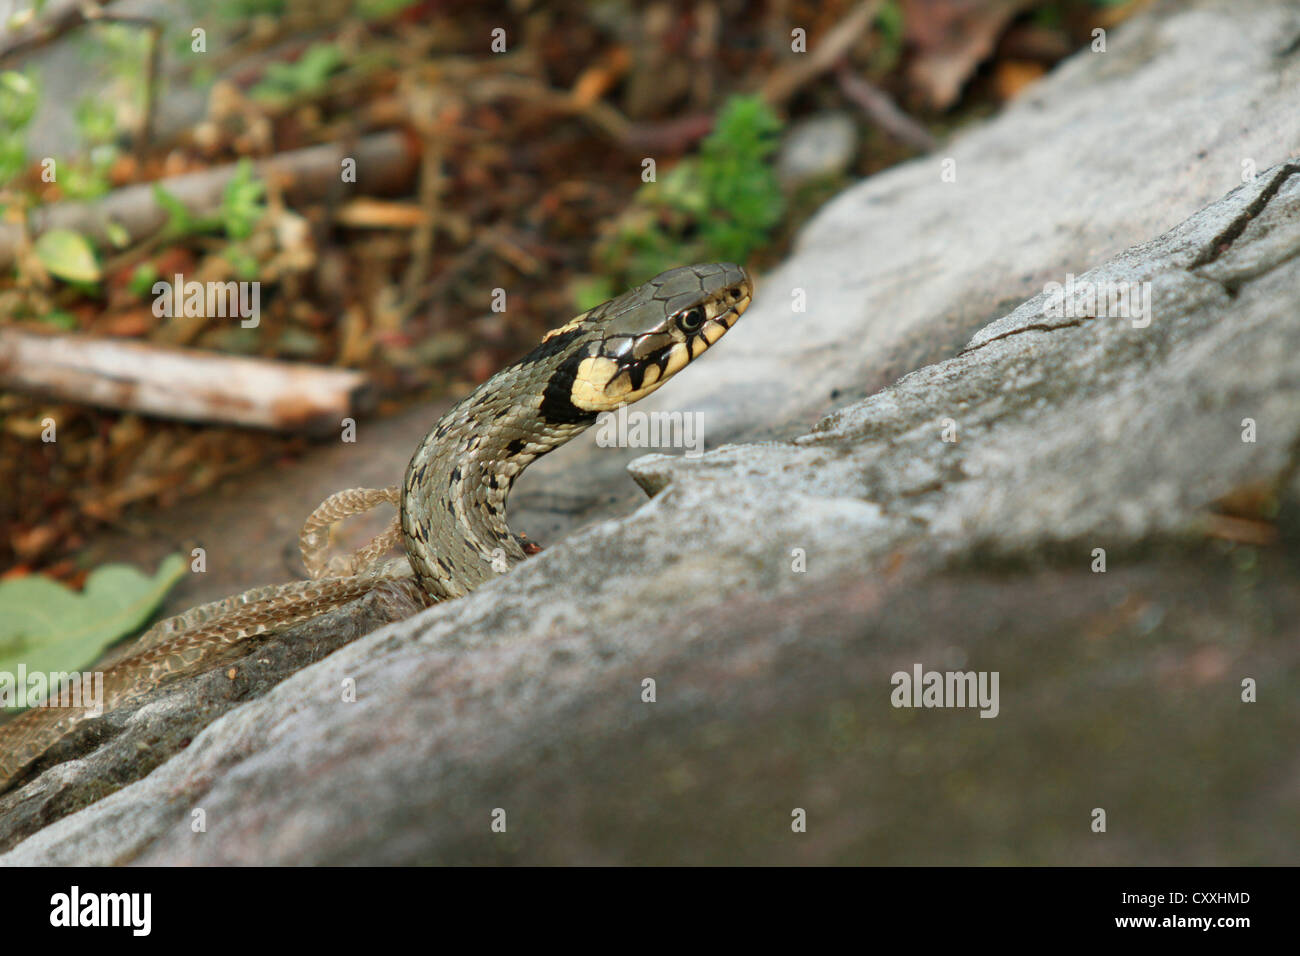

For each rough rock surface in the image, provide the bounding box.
[2,0,1299,863]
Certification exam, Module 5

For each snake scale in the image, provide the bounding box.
[0,263,753,793]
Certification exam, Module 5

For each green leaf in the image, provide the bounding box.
[104,219,131,248]
[0,70,33,99]
[250,42,345,101]
[354,0,418,19]
[0,70,39,129]
[0,138,25,184]
[0,69,38,181]
[59,158,113,200]
[219,158,266,240]
[43,309,79,330]
[0,556,186,697]
[127,261,160,297]
[224,244,261,280]
[74,95,117,146]
[152,182,197,236]
[33,228,101,282]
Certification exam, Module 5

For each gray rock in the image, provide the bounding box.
[3,0,1299,864]
[776,112,858,187]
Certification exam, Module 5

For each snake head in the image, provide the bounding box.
[552,262,753,415]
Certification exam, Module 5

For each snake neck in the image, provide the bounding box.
[399,263,752,603]
[400,355,594,602]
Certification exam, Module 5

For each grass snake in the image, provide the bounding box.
[0,262,753,793]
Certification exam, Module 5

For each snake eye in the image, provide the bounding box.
[677,307,706,333]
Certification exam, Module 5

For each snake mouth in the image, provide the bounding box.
[690,288,750,350]
[642,287,752,374]
[713,304,740,330]
[714,290,752,329]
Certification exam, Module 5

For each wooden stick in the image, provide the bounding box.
[760,0,882,106]
[0,328,372,434]
[0,131,419,272]
[835,63,938,152]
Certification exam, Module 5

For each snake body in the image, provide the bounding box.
[0,263,752,793]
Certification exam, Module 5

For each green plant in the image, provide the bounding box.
[75,22,152,133]
[693,94,784,260]
[873,1,905,73]
[153,158,266,241]
[42,310,79,330]
[219,158,267,239]
[74,95,118,147]
[0,556,185,709]
[250,42,345,102]
[58,98,120,200]
[58,156,114,201]
[224,245,261,281]
[33,229,101,283]
[59,23,158,198]
[354,0,419,19]
[0,70,39,186]
[128,262,161,297]
[591,94,783,297]
[153,181,201,237]
[219,0,288,17]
